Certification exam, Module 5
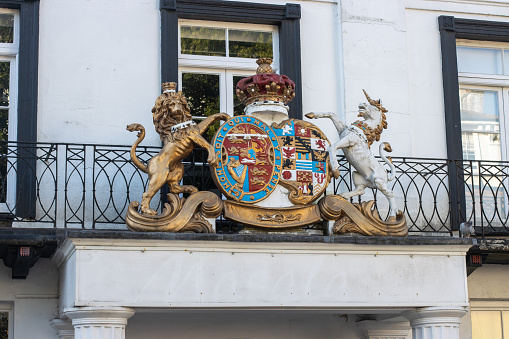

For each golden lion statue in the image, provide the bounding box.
[127,82,229,215]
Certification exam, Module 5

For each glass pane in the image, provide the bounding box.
[0,312,7,339]
[0,62,9,106]
[505,50,509,76]
[180,26,226,57]
[460,89,501,160]
[182,73,220,141]
[472,311,502,339]
[0,14,13,43]
[233,75,247,116]
[462,132,501,161]
[228,30,272,58]
[457,47,503,75]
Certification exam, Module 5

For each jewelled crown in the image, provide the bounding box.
[236,58,296,106]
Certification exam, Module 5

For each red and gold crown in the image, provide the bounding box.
[236,58,296,106]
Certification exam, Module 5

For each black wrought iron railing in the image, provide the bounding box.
[0,141,506,236]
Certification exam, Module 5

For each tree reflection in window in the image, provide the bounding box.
[182,73,220,142]
[229,30,272,58]
[0,312,7,339]
[181,26,273,59]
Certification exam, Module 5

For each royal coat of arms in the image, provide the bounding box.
[125,58,408,236]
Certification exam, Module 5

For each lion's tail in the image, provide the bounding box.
[380,142,396,181]
[126,123,148,173]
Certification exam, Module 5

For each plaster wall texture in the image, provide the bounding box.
[38,0,161,146]
[0,259,59,338]
[467,264,509,300]
[54,239,470,310]
[340,0,412,156]
[36,0,341,147]
[457,264,509,339]
[126,312,364,339]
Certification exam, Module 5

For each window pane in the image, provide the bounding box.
[181,26,226,57]
[0,312,7,339]
[460,89,501,160]
[505,50,509,76]
[0,62,9,106]
[472,311,502,339]
[182,73,220,141]
[228,30,272,58]
[0,14,13,43]
[457,47,503,75]
[462,132,501,161]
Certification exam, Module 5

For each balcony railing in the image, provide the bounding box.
[0,141,506,236]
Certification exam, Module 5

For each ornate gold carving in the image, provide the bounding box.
[282,85,295,103]
[265,81,280,95]
[224,201,321,229]
[318,195,408,236]
[257,212,302,223]
[256,58,274,74]
[250,167,268,175]
[246,83,260,96]
[126,192,223,233]
[127,82,230,216]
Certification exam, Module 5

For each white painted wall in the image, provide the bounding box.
[38,0,161,146]
[0,259,59,338]
[36,0,341,147]
[54,239,470,309]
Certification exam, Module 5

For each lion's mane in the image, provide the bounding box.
[151,91,198,143]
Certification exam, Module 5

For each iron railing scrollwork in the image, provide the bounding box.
[0,141,508,236]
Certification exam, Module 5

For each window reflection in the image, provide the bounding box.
[460,89,501,161]
[182,73,220,141]
[181,26,226,57]
[0,14,13,44]
[457,47,503,75]
[229,30,272,58]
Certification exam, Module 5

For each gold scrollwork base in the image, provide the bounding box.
[224,200,321,229]
[126,192,223,233]
[318,195,408,236]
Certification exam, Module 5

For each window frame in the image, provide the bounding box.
[178,19,280,72]
[161,0,302,119]
[0,0,40,219]
[439,16,509,230]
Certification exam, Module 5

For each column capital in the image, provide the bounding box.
[63,306,135,327]
[403,306,468,327]
[359,320,410,339]
[403,307,468,339]
[50,318,74,339]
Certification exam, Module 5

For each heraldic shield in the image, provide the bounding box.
[211,115,282,204]
[272,119,331,205]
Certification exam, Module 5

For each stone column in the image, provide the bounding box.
[50,318,74,339]
[359,320,410,339]
[403,306,468,339]
[64,307,135,339]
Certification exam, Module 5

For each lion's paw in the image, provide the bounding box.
[208,158,219,167]
[141,207,158,216]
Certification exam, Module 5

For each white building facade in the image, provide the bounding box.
[1,0,509,338]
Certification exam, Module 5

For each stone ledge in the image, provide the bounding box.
[0,228,474,247]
